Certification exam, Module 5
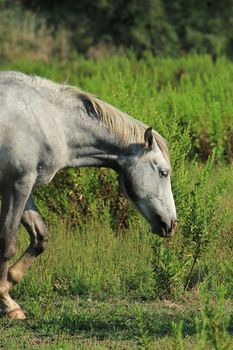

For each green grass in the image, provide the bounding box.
[0,54,233,348]
[1,295,233,349]
[0,167,230,349]
[13,219,154,301]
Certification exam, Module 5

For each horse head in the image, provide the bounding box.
[118,127,177,238]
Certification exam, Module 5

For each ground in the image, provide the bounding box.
[1,293,233,349]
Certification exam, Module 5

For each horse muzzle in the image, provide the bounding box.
[151,219,178,238]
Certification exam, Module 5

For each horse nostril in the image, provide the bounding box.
[172,219,178,232]
[160,221,168,236]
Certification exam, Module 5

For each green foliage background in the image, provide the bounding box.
[1,0,233,59]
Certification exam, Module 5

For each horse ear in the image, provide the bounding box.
[144,127,154,148]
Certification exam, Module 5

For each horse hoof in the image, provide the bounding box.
[7,309,26,320]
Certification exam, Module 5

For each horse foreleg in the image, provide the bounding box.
[0,175,35,319]
[8,195,48,290]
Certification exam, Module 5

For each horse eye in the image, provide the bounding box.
[159,170,169,178]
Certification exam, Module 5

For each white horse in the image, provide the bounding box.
[0,71,177,319]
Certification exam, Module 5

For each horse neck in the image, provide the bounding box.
[64,110,126,171]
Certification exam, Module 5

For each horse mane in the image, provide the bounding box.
[65,86,170,164]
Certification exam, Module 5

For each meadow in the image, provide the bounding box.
[0,54,233,349]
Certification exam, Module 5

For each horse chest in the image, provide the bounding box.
[35,161,58,185]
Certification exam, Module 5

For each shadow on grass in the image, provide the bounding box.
[2,300,233,347]
[228,314,233,333]
[36,304,197,340]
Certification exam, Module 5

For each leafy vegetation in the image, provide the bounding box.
[0,54,233,348]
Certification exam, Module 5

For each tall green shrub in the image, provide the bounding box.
[152,120,228,297]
